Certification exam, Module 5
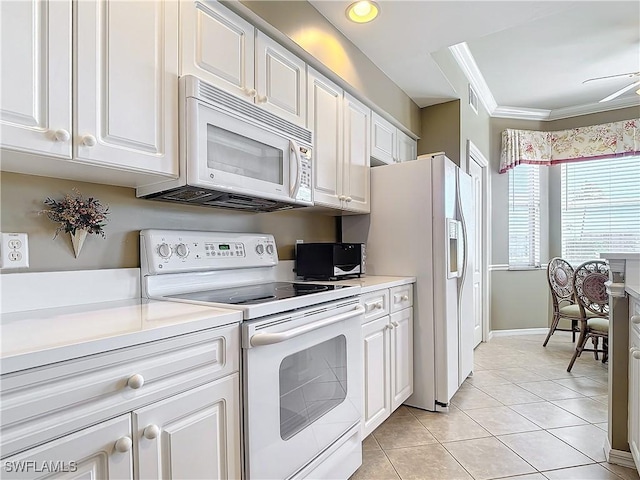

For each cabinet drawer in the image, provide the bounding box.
[361,289,390,323]
[390,284,413,313]
[1,323,240,458]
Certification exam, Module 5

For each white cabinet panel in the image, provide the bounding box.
[134,375,241,480]
[343,93,370,213]
[396,129,417,163]
[75,0,178,176]
[391,308,414,410]
[630,298,640,470]
[308,68,343,209]
[0,0,71,158]
[1,415,133,480]
[256,32,306,126]
[362,316,391,438]
[371,112,395,165]
[181,0,255,100]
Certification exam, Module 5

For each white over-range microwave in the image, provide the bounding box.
[137,75,313,212]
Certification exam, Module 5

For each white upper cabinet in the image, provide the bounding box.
[182,1,307,127]
[256,32,306,126]
[371,111,417,165]
[180,0,255,100]
[308,69,343,209]
[307,68,369,213]
[0,0,72,159]
[343,93,370,214]
[396,129,417,163]
[75,0,178,176]
[371,112,396,165]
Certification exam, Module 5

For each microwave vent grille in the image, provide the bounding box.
[197,82,312,145]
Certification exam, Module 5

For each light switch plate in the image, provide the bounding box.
[0,232,29,269]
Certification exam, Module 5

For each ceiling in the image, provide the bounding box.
[308,1,640,120]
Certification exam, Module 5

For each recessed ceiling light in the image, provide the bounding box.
[346,1,379,23]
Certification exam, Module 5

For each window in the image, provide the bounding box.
[508,164,541,267]
[561,156,640,265]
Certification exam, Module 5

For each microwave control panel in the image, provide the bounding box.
[297,146,312,203]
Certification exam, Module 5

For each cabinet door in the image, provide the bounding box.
[630,324,640,468]
[75,0,178,177]
[256,32,306,127]
[391,308,413,411]
[396,129,417,163]
[362,316,391,438]
[308,68,343,209]
[0,0,71,159]
[343,93,370,213]
[1,415,132,480]
[180,0,255,101]
[134,374,241,480]
[370,112,395,165]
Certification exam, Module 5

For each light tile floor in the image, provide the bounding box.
[351,332,640,480]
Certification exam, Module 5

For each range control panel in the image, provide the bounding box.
[141,229,277,275]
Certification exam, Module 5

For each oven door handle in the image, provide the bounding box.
[249,305,365,347]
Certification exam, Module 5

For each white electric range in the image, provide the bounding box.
[140,229,364,480]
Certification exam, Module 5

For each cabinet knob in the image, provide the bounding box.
[127,373,145,389]
[244,88,257,98]
[53,129,70,142]
[392,321,399,327]
[143,424,161,440]
[114,436,132,453]
[401,295,409,301]
[82,134,97,147]
[345,196,353,202]
[631,315,640,325]
[256,95,268,104]
[385,324,393,330]
[631,348,640,360]
[338,195,346,201]
[375,302,383,309]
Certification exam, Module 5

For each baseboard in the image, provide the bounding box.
[490,328,549,337]
[604,436,638,470]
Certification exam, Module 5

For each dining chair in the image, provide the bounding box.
[543,257,586,347]
[566,260,610,372]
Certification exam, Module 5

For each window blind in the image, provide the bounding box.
[561,156,640,265]
[508,164,541,267]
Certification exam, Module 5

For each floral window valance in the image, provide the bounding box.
[499,118,640,173]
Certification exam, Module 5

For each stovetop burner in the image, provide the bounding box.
[169,282,350,306]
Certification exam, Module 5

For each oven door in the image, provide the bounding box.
[185,97,308,204]
[243,300,364,480]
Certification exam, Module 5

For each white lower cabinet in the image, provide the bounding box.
[0,324,241,480]
[361,284,414,438]
[629,297,640,471]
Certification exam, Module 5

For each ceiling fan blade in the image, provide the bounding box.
[583,72,639,84]
[599,80,640,102]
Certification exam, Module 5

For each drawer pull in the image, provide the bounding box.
[631,315,640,325]
[401,295,409,301]
[375,302,383,309]
[127,374,145,390]
[114,436,132,453]
[143,424,161,440]
[631,348,640,360]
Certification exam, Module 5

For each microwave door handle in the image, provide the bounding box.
[289,139,302,199]
[249,305,365,347]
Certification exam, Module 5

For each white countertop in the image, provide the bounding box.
[1,298,241,374]
[309,275,416,294]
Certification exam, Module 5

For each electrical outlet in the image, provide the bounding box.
[0,232,29,269]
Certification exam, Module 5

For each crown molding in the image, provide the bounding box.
[449,42,640,122]
[449,43,497,114]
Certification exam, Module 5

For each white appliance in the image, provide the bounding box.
[140,230,364,480]
[137,76,313,212]
[342,153,475,411]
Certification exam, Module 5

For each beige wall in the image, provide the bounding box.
[489,107,639,331]
[235,0,421,135]
[418,100,460,161]
[0,172,336,272]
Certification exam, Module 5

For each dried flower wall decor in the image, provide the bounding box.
[39,189,109,257]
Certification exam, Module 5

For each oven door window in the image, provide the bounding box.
[279,335,347,440]
[207,124,283,185]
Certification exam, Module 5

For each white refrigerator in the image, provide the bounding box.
[343,153,475,411]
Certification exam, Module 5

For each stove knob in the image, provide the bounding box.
[255,244,265,255]
[158,243,172,259]
[266,244,275,255]
[176,243,189,258]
